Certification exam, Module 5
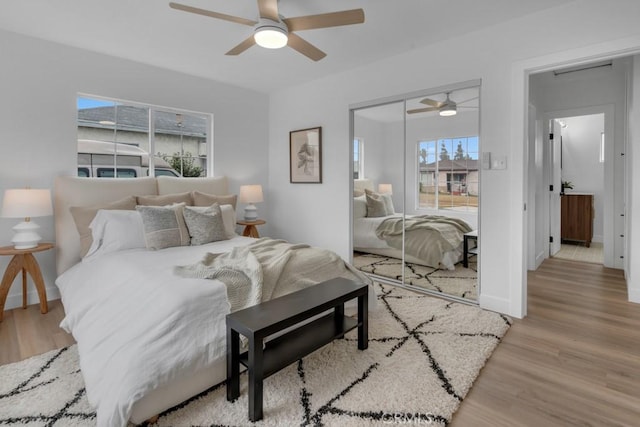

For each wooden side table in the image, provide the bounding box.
[0,242,54,322]
[237,219,266,238]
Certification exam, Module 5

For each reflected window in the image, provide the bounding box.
[353,138,364,179]
[417,136,478,211]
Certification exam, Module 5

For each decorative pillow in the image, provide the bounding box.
[136,203,190,250]
[365,193,388,217]
[190,203,237,238]
[70,196,138,257]
[84,210,146,261]
[136,192,192,206]
[365,189,394,216]
[353,195,367,219]
[183,203,228,245]
[191,191,237,210]
[381,194,395,215]
[353,189,365,197]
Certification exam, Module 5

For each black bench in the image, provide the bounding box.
[226,277,369,421]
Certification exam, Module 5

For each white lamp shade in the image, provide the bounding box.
[1,189,53,219]
[239,185,264,204]
[378,184,393,194]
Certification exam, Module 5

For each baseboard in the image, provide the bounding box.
[3,285,61,311]
[629,287,640,304]
[479,294,517,318]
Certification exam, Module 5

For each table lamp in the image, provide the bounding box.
[238,185,264,221]
[378,183,393,194]
[1,188,53,249]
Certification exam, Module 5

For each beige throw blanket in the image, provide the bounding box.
[174,238,372,313]
[375,215,472,268]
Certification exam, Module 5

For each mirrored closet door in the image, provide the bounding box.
[351,81,480,303]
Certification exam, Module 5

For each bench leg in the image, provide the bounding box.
[248,335,264,422]
[358,293,368,350]
[226,327,240,401]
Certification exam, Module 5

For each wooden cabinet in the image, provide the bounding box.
[561,194,594,247]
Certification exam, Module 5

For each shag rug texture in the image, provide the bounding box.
[0,284,510,427]
[353,253,478,301]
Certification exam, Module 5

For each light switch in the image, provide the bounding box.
[491,156,507,170]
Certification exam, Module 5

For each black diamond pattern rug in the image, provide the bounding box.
[0,284,509,426]
[353,253,478,301]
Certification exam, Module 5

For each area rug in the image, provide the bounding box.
[0,284,510,427]
[353,253,478,301]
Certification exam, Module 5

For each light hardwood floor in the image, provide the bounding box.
[452,258,640,426]
[1,258,638,426]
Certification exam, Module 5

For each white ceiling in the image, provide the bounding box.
[0,0,573,94]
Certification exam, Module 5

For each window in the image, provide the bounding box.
[417,136,478,211]
[353,138,364,179]
[77,95,212,178]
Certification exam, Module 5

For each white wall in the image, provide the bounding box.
[560,114,605,242]
[0,29,269,310]
[267,0,640,317]
[628,55,640,303]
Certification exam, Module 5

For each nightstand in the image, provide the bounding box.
[463,230,478,268]
[0,242,54,322]
[237,219,266,238]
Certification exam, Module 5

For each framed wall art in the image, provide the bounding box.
[290,126,322,183]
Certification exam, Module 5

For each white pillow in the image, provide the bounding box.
[189,204,237,239]
[84,210,146,261]
[353,195,367,219]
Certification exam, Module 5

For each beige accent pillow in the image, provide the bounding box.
[365,193,388,217]
[136,192,192,206]
[136,203,190,250]
[183,203,228,245]
[353,195,367,219]
[353,189,365,197]
[191,191,237,210]
[365,189,394,215]
[70,196,138,257]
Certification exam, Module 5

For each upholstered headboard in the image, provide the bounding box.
[54,175,229,275]
[354,179,374,193]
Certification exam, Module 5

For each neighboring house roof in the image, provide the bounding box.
[78,106,206,137]
[421,159,478,172]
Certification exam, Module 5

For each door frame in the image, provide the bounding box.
[510,37,640,318]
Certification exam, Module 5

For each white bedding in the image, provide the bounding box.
[353,215,463,270]
[56,236,255,427]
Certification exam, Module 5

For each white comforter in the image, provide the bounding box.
[56,236,254,427]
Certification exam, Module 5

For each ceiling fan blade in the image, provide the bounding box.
[284,9,365,31]
[407,107,438,114]
[287,33,326,61]
[257,0,279,22]
[420,98,443,107]
[225,35,256,56]
[456,96,479,105]
[169,2,256,26]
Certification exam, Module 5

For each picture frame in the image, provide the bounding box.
[290,126,322,183]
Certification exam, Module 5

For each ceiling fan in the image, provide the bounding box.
[407,92,479,117]
[168,0,365,61]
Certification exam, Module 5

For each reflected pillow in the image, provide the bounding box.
[136,203,190,250]
[354,195,367,219]
[84,210,146,261]
[365,193,388,217]
[183,203,228,245]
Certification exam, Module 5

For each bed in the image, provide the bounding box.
[353,179,472,270]
[53,175,375,427]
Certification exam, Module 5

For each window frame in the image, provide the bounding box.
[77,94,214,178]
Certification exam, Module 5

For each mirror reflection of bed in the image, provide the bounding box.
[351,83,480,303]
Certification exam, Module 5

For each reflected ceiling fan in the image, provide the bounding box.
[168,0,365,61]
[407,92,479,117]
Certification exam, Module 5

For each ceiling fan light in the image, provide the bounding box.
[254,20,288,49]
[439,105,457,116]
